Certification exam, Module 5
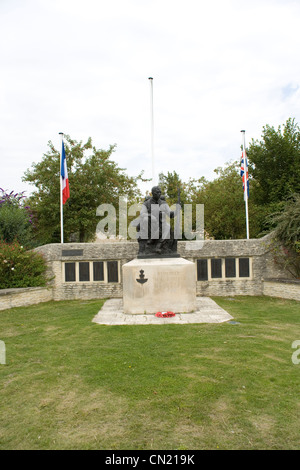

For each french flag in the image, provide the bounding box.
[61,140,70,204]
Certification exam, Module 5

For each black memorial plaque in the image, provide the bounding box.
[197,259,208,281]
[239,258,250,277]
[225,258,236,278]
[79,262,90,282]
[93,262,104,281]
[65,262,76,282]
[107,261,118,283]
[62,250,83,257]
[211,259,222,278]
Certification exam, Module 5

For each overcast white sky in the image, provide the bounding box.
[1,0,300,196]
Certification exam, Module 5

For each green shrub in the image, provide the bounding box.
[0,240,48,289]
[267,194,300,279]
[0,189,34,247]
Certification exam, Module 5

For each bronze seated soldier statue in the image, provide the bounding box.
[135,186,180,258]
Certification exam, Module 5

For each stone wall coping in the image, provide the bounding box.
[35,238,267,248]
[263,278,300,285]
[34,236,269,261]
[0,286,51,296]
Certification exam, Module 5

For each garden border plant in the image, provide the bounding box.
[0,240,49,289]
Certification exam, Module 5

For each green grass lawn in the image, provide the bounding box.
[0,296,299,450]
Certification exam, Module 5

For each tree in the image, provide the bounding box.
[23,136,145,244]
[247,118,300,206]
[158,171,190,205]
[157,171,203,239]
[0,189,34,247]
[158,164,263,240]
[267,194,300,278]
[191,162,263,239]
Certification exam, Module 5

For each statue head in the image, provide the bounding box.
[151,186,161,201]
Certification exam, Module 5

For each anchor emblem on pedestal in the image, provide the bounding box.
[136,269,148,284]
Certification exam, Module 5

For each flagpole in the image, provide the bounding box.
[148,77,155,184]
[59,132,64,244]
[241,130,250,240]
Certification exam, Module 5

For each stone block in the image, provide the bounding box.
[122,257,196,314]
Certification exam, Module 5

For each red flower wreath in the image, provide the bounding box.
[155,311,175,318]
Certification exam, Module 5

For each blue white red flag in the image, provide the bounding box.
[240,151,249,200]
[61,140,70,204]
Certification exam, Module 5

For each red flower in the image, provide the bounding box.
[155,311,175,318]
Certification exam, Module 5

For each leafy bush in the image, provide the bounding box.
[0,240,48,289]
[0,189,34,247]
[267,194,300,278]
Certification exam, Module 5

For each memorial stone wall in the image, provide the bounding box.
[0,236,299,310]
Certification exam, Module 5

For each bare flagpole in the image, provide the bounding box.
[241,130,250,239]
[59,132,64,244]
[148,77,155,184]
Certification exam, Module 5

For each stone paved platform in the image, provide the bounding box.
[92,297,233,325]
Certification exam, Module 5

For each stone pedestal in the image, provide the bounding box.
[122,257,196,314]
